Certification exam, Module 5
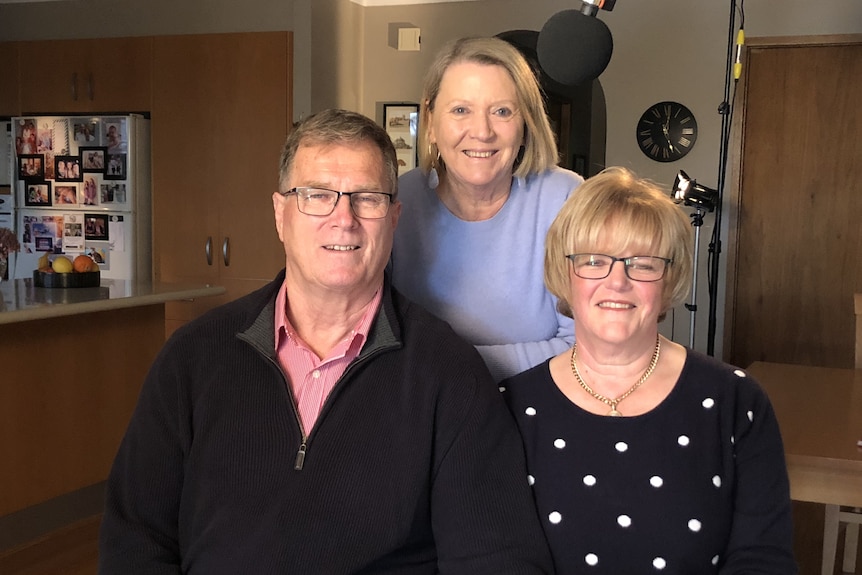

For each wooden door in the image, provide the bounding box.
[0,42,20,116]
[725,37,862,369]
[18,38,151,114]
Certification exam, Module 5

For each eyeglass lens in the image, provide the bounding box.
[289,187,391,219]
[567,254,669,282]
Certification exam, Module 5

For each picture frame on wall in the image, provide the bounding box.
[382,103,419,176]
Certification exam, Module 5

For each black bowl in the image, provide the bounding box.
[33,270,101,288]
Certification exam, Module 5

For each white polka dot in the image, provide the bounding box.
[713,475,721,488]
[617,515,632,528]
[734,369,746,378]
[525,407,537,416]
[549,511,562,524]
[653,557,666,569]
[498,386,506,392]
[688,519,702,532]
[650,475,664,488]
[712,555,720,565]
[554,438,566,449]
[702,397,715,409]
[583,474,597,486]
[585,553,598,566]
[615,441,628,452]
[678,435,690,447]
[527,475,535,486]
[747,410,754,422]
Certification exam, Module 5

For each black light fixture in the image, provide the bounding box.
[672,170,718,212]
[671,170,719,349]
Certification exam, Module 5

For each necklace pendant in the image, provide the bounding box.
[608,408,622,417]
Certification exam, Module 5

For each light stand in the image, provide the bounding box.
[672,170,718,349]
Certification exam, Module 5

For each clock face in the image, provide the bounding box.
[636,101,698,162]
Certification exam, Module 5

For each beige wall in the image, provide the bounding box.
[310,0,862,356]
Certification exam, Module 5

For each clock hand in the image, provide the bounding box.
[661,122,676,152]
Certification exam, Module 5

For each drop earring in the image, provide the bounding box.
[428,143,441,189]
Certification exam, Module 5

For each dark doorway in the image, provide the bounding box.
[497,29,606,177]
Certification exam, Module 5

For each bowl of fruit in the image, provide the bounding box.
[34,253,101,288]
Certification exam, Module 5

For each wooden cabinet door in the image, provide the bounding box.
[0,42,20,116]
[81,37,153,113]
[214,32,291,283]
[153,32,292,332]
[18,37,152,114]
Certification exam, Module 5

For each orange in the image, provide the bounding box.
[72,254,98,273]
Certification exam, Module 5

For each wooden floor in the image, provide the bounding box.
[0,502,859,574]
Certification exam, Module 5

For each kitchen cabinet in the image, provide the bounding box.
[0,42,20,116]
[152,32,292,337]
[17,37,152,114]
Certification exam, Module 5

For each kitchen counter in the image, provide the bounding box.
[0,276,225,523]
[0,277,226,324]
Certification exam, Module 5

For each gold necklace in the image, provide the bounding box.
[570,335,661,417]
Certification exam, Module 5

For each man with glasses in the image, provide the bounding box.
[99,109,553,575]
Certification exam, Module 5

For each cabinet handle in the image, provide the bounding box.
[87,73,94,101]
[71,72,78,101]
[222,237,230,267]
[205,236,213,266]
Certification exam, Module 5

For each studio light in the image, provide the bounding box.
[672,170,718,212]
[671,170,718,349]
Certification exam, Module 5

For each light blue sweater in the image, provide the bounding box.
[392,166,583,382]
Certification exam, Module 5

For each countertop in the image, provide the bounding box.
[0,277,226,324]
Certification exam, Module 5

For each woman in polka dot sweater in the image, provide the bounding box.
[503,167,796,574]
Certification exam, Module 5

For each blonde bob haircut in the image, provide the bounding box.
[418,36,559,180]
[544,166,693,319]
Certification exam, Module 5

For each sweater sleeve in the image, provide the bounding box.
[718,375,797,574]
[430,369,555,575]
[475,308,574,382]
[98,337,187,574]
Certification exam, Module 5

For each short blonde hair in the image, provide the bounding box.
[544,167,693,319]
[418,37,558,179]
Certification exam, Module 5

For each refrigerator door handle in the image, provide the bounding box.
[205,236,213,266]
[222,237,230,267]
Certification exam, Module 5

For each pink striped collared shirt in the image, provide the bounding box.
[274,283,382,434]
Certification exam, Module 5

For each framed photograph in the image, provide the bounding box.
[54,183,79,205]
[55,155,83,182]
[383,103,419,176]
[105,153,127,180]
[73,120,99,145]
[80,147,107,172]
[25,182,52,207]
[17,154,45,181]
[85,213,109,241]
[81,176,99,206]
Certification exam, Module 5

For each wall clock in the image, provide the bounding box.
[636,101,698,162]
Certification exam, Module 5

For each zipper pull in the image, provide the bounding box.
[294,442,307,471]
